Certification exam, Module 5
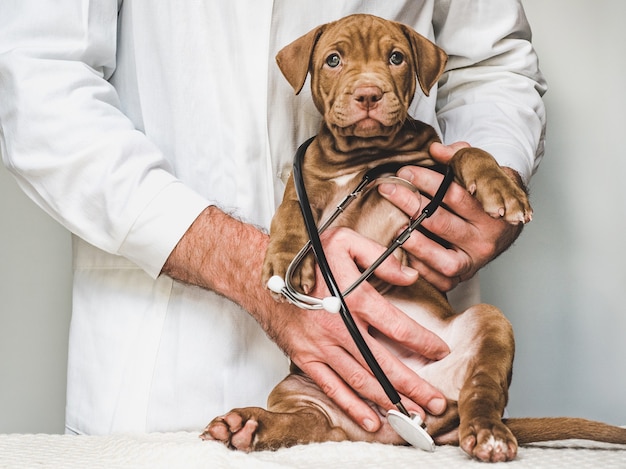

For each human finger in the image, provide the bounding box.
[429,141,471,163]
[352,332,448,418]
[301,246,450,412]
[397,165,485,222]
[401,231,468,291]
[378,178,476,283]
[379,165,483,246]
[345,279,450,360]
[291,310,440,430]
[308,317,447,419]
[317,227,451,360]
[302,358,383,432]
[319,227,419,288]
[304,226,449,360]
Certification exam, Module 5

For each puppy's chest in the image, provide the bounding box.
[318,172,406,245]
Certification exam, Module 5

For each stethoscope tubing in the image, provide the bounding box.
[292,137,409,414]
[289,137,454,416]
[268,137,454,416]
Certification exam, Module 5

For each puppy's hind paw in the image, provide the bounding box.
[201,410,260,452]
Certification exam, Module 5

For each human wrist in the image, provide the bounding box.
[163,206,264,289]
[161,205,286,333]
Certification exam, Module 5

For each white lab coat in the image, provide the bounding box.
[0,1,546,435]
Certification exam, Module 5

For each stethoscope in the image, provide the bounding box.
[268,137,454,451]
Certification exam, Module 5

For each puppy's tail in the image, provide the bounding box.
[504,417,626,445]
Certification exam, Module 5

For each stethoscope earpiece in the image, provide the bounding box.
[267,275,286,294]
[321,296,341,313]
[267,275,342,314]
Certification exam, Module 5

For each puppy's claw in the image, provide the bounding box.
[519,210,532,224]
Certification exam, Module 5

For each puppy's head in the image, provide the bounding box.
[276,14,447,146]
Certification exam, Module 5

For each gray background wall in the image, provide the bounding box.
[481,0,626,424]
[1,0,625,434]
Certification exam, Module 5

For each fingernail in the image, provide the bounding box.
[363,419,376,432]
[397,167,414,182]
[436,346,451,360]
[378,183,396,196]
[428,398,447,415]
[401,265,418,278]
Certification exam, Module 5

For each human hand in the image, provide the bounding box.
[164,207,449,433]
[378,141,525,292]
[277,226,449,431]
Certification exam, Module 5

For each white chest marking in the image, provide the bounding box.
[331,172,359,189]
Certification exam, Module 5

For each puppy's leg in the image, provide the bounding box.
[262,175,317,296]
[202,372,350,451]
[456,304,517,462]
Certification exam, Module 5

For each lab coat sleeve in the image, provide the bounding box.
[0,0,209,278]
[433,0,547,185]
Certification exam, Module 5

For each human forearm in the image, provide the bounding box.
[162,206,281,333]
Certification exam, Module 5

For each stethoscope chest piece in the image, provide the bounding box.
[387,410,435,452]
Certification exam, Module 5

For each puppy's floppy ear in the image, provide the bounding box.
[276,25,326,95]
[401,25,448,97]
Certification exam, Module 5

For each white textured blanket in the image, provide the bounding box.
[1,432,625,468]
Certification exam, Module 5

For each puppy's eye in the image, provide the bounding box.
[325,53,341,68]
[389,51,405,66]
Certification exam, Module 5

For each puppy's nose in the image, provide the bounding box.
[354,86,383,109]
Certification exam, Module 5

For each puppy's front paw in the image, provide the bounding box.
[459,418,518,462]
[451,148,532,225]
[262,249,317,300]
[472,169,532,224]
[262,251,294,301]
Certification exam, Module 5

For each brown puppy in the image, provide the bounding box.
[202,14,626,462]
